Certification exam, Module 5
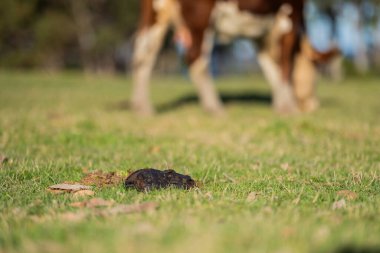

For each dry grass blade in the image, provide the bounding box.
[223,173,237,183]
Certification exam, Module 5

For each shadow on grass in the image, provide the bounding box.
[107,91,272,113]
[156,91,271,113]
[333,246,380,253]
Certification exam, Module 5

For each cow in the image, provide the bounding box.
[131,0,339,116]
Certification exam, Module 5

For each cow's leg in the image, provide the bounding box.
[293,39,319,112]
[187,29,224,115]
[258,52,299,114]
[131,22,169,116]
[258,5,299,115]
[273,31,299,114]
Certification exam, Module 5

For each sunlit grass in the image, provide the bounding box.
[0,71,379,253]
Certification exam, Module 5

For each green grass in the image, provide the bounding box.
[0,71,379,253]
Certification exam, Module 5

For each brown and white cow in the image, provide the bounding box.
[131,0,338,115]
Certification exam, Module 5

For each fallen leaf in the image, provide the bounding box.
[73,190,95,198]
[97,202,158,217]
[204,191,213,200]
[47,111,65,120]
[281,227,295,238]
[337,190,358,201]
[82,167,90,174]
[246,192,259,202]
[262,206,273,215]
[149,146,161,154]
[250,163,261,171]
[313,226,330,243]
[70,202,85,208]
[81,171,123,187]
[85,198,114,208]
[70,198,114,208]
[135,222,155,234]
[0,154,9,165]
[281,163,290,171]
[46,189,66,195]
[59,211,88,222]
[48,183,91,192]
[332,199,346,210]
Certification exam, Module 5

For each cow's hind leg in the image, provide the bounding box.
[187,30,224,115]
[293,50,319,113]
[131,22,169,116]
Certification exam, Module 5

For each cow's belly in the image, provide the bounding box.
[212,1,275,43]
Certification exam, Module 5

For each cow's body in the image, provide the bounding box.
[131,0,337,115]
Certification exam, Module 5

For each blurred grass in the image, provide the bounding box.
[0,71,379,253]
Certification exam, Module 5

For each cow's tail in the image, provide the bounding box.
[301,37,340,64]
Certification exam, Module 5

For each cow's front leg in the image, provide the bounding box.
[131,22,168,116]
[187,29,224,115]
[258,52,299,115]
[271,31,300,114]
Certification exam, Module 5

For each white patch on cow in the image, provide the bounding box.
[277,14,292,34]
[189,29,224,114]
[258,53,299,114]
[212,1,275,43]
[277,4,293,33]
[153,0,181,25]
[262,4,294,61]
[153,0,166,11]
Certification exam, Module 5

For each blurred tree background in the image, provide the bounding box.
[0,0,379,74]
[0,0,139,73]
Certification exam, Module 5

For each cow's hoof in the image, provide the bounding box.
[274,101,299,115]
[204,104,225,116]
[299,98,319,113]
[131,103,155,116]
[273,86,300,115]
[210,109,226,117]
[200,97,225,116]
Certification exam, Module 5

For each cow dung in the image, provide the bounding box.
[124,168,196,191]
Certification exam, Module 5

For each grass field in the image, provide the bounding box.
[0,71,379,253]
